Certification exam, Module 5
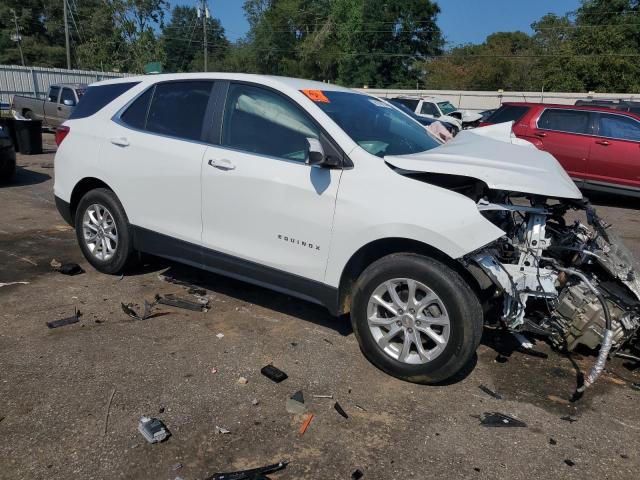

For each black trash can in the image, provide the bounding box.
[14,119,43,155]
[0,117,19,153]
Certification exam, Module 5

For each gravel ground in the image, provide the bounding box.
[1,136,639,480]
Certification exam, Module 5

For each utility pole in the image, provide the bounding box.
[199,0,209,72]
[63,0,71,69]
[10,9,25,66]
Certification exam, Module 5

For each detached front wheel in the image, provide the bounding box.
[351,254,483,384]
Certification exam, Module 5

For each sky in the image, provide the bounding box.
[179,0,583,45]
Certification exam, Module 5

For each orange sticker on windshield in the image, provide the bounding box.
[301,89,330,103]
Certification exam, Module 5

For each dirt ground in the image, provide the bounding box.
[1,135,639,480]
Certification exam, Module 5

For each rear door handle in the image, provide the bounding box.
[208,158,235,170]
[595,140,611,146]
[109,137,129,147]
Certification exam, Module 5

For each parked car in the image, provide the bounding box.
[575,99,640,115]
[11,83,87,128]
[385,98,457,135]
[54,74,640,386]
[482,102,640,197]
[390,96,483,130]
[0,124,17,182]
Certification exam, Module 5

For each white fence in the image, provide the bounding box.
[357,88,640,113]
[0,64,129,105]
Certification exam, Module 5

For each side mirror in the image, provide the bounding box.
[306,137,326,166]
[63,99,75,107]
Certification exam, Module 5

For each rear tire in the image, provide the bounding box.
[350,253,483,384]
[75,188,135,274]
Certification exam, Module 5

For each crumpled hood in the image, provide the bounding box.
[385,129,583,199]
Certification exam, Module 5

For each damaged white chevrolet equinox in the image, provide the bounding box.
[54,74,640,389]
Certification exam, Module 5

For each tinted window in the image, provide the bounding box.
[313,91,441,157]
[60,88,75,105]
[538,109,591,134]
[69,82,139,120]
[392,98,419,111]
[222,84,320,162]
[420,102,439,116]
[47,86,60,102]
[146,81,213,141]
[598,114,640,141]
[120,87,153,130]
[486,105,529,124]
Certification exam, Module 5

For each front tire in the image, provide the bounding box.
[350,253,483,384]
[75,188,135,274]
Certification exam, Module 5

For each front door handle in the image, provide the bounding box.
[208,158,235,171]
[595,140,611,146]
[109,137,129,147]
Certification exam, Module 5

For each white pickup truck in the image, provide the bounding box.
[11,83,86,128]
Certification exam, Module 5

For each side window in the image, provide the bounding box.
[120,87,153,130]
[47,86,60,103]
[598,114,640,141]
[420,102,439,116]
[221,84,320,162]
[60,88,76,106]
[538,109,591,134]
[70,82,139,120]
[393,98,419,111]
[145,81,214,141]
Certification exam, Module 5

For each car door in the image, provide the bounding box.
[532,108,594,181]
[100,80,215,246]
[44,86,61,125]
[586,112,640,192]
[201,82,342,283]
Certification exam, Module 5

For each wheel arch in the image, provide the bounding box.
[336,237,483,316]
[69,177,115,222]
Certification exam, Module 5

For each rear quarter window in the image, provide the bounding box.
[538,109,591,134]
[69,82,139,120]
[486,105,530,124]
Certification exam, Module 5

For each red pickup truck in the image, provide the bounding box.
[482,102,640,197]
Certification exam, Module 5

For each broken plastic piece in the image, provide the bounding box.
[560,415,578,423]
[334,402,348,419]
[138,416,170,443]
[216,333,224,339]
[312,394,333,399]
[47,309,81,328]
[57,263,84,276]
[299,413,314,435]
[351,469,364,480]
[261,364,288,383]
[155,294,209,312]
[237,376,248,385]
[286,390,306,415]
[479,412,526,428]
[205,460,289,480]
[215,426,231,434]
[188,286,207,296]
[479,385,502,400]
[121,300,155,320]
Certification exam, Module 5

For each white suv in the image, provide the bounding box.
[54,74,640,387]
[392,96,483,130]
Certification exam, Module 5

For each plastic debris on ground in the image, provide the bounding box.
[138,416,170,443]
[299,413,314,435]
[261,364,288,383]
[351,469,364,480]
[204,460,289,480]
[560,415,578,423]
[215,426,231,435]
[121,300,156,321]
[237,376,248,385]
[155,293,209,312]
[479,384,503,400]
[0,281,29,288]
[46,309,81,329]
[50,259,84,276]
[479,412,526,428]
[216,333,225,339]
[334,402,349,419]
[286,390,306,415]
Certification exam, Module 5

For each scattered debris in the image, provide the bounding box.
[286,391,307,415]
[138,416,170,443]
[215,426,231,435]
[103,387,116,436]
[517,348,549,359]
[479,412,526,428]
[188,286,207,296]
[50,258,62,270]
[204,460,288,480]
[0,281,29,288]
[46,309,81,329]
[323,338,334,345]
[564,459,576,467]
[334,402,349,419]
[354,404,367,412]
[351,469,364,480]
[237,376,248,385]
[560,415,578,423]
[548,395,571,405]
[173,463,183,471]
[299,413,314,435]
[251,398,259,406]
[155,293,209,312]
[121,301,156,321]
[261,364,288,383]
[549,438,557,445]
[211,367,218,374]
[313,394,333,399]
[479,385,502,400]
[216,333,225,339]
[59,263,84,276]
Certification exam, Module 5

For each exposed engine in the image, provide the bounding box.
[465,191,640,389]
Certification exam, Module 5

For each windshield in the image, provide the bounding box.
[309,91,441,157]
[437,101,457,115]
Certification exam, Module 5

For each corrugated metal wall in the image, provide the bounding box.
[0,64,130,105]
